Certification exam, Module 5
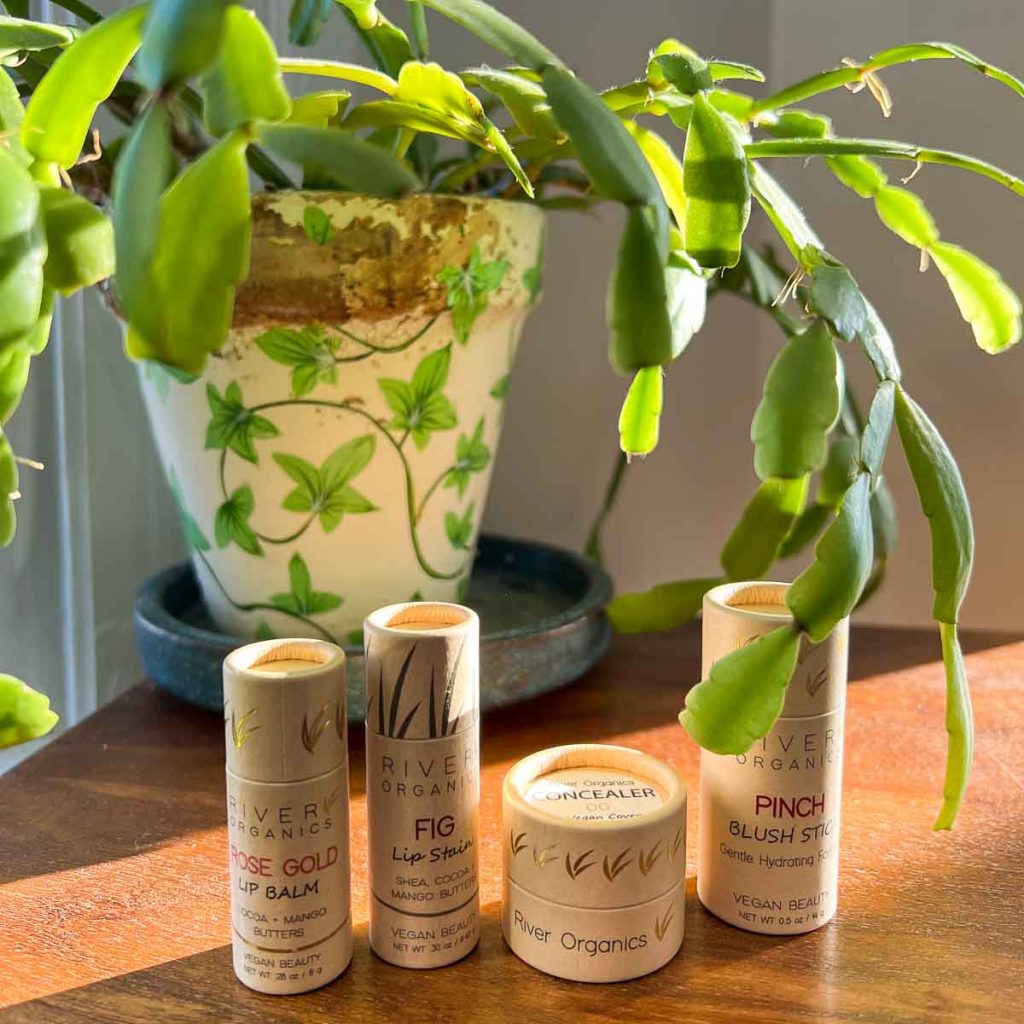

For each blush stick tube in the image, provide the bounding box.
[223,639,352,993]
[698,582,848,935]
[364,602,480,968]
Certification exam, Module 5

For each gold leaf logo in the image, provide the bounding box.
[654,904,675,942]
[602,848,634,882]
[302,703,332,753]
[230,707,260,751]
[533,843,558,868]
[510,829,529,857]
[807,667,829,697]
[335,701,346,741]
[565,849,595,880]
[638,839,663,876]
[322,787,341,816]
[668,827,684,863]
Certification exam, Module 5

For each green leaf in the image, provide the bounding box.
[651,52,712,94]
[708,60,764,83]
[444,502,475,550]
[818,433,861,508]
[751,321,840,479]
[778,503,831,561]
[20,5,145,168]
[215,485,263,557]
[279,57,398,94]
[871,478,898,559]
[420,0,559,69]
[617,366,663,457]
[749,163,823,261]
[322,434,376,491]
[787,472,874,642]
[464,67,562,140]
[624,121,686,231]
[289,0,333,45]
[608,204,673,373]
[0,146,44,344]
[275,451,320,506]
[0,427,18,547]
[929,241,1021,354]
[271,552,343,615]
[444,416,490,497]
[288,90,350,127]
[319,485,376,533]
[758,108,831,140]
[0,674,58,749]
[302,206,334,245]
[542,63,660,206]
[411,345,451,399]
[825,154,886,198]
[934,621,973,830]
[0,343,30,424]
[683,93,750,268]
[894,388,973,623]
[606,576,724,634]
[38,186,113,295]
[256,325,339,396]
[111,102,172,353]
[874,185,939,249]
[721,476,808,580]
[126,133,252,375]
[336,0,381,30]
[680,624,801,754]
[860,380,895,479]
[137,0,233,90]
[205,382,279,465]
[859,297,901,383]
[808,262,867,342]
[201,6,290,135]
[438,245,508,344]
[257,123,419,196]
[0,15,73,62]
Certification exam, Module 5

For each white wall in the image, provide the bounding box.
[3,1,1023,770]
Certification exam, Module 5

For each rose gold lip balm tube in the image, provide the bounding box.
[223,639,352,994]
[364,602,480,968]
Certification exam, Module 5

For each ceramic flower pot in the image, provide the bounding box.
[139,191,545,644]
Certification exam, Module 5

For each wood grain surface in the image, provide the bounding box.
[1,624,1022,1023]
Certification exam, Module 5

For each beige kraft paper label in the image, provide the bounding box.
[524,767,667,822]
[367,729,480,967]
[227,768,352,991]
[698,708,844,935]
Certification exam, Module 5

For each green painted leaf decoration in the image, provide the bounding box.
[256,325,340,396]
[680,624,801,755]
[255,620,276,641]
[168,469,210,553]
[935,622,973,831]
[274,435,377,534]
[929,241,1022,354]
[751,321,840,480]
[0,673,58,749]
[445,502,475,550]
[272,552,344,615]
[721,476,809,580]
[215,484,263,557]
[444,417,490,497]
[201,6,291,135]
[205,382,280,464]
[893,388,973,624]
[438,245,509,344]
[787,472,874,642]
[302,206,335,245]
[489,374,509,401]
[21,5,146,169]
[618,366,663,457]
[607,576,724,634]
[682,93,750,269]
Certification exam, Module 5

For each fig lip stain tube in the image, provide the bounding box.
[223,638,352,994]
[364,602,481,969]
[697,582,848,936]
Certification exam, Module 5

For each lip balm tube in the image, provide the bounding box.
[223,639,352,993]
[363,602,480,968]
[697,582,848,935]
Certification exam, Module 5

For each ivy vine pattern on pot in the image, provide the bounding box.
[148,224,545,645]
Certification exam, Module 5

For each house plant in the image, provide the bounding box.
[1,0,1020,829]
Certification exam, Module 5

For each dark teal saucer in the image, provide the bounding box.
[134,534,612,718]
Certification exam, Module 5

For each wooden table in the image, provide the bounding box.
[2,624,1023,1023]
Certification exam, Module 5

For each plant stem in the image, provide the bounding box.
[408,1,429,59]
[47,0,102,24]
[584,451,628,565]
[745,138,1024,199]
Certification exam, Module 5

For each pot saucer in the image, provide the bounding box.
[134,534,612,718]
